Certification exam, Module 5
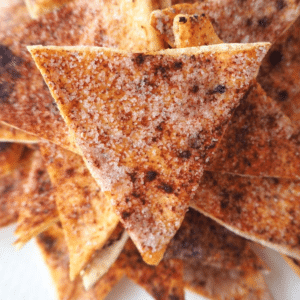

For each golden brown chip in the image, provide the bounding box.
[81,224,128,290]
[39,141,119,280]
[29,43,269,264]
[0,147,33,227]
[15,149,59,248]
[166,209,268,273]
[0,142,24,178]
[150,0,300,47]
[207,82,300,179]
[184,261,272,300]
[191,171,300,260]
[173,14,223,48]
[0,122,39,143]
[258,15,300,131]
[283,256,300,278]
[25,0,74,18]
[117,239,185,300]
[36,223,125,300]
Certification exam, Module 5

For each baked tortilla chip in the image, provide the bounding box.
[80,0,164,51]
[39,141,119,280]
[0,142,24,178]
[173,14,223,48]
[0,122,39,143]
[30,43,269,264]
[191,171,300,260]
[258,15,300,131]
[117,239,185,300]
[150,0,300,47]
[0,147,33,227]
[81,224,128,290]
[25,0,74,18]
[283,256,300,278]
[207,82,300,179]
[166,209,268,273]
[15,149,59,248]
[36,223,125,300]
[184,261,272,300]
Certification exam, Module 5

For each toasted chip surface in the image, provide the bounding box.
[30,44,268,263]
[36,223,125,300]
[39,141,119,279]
[0,122,39,143]
[192,171,300,260]
[25,0,74,18]
[151,0,300,47]
[207,82,300,179]
[15,149,59,247]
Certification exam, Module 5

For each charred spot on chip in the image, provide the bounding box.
[246,18,253,26]
[65,168,75,177]
[193,14,199,20]
[258,17,269,28]
[128,172,137,183]
[146,170,158,182]
[133,53,146,65]
[0,82,14,103]
[38,233,56,252]
[172,61,182,70]
[269,50,283,66]
[158,183,174,194]
[156,123,163,131]
[125,197,130,203]
[2,184,14,194]
[178,150,192,159]
[276,0,286,10]
[190,85,199,94]
[122,211,131,219]
[0,45,16,68]
[277,90,288,102]
[0,142,10,152]
[213,84,226,94]
[179,16,187,23]
[232,192,243,202]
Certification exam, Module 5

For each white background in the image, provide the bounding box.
[1,0,300,299]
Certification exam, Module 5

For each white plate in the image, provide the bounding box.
[1,225,300,300]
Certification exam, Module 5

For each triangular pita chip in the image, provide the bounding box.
[25,0,74,19]
[191,171,300,260]
[258,15,300,131]
[30,43,269,264]
[184,261,272,300]
[0,147,33,227]
[0,122,39,143]
[39,141,119,280]
[80,0,164,51]
[150,0,300,47]
[173,14,223,48]
[81,224,129,290]
[166,209,268,273]
[36,223,125,300]
[117,239,185,300]
[207,82,300,179]
[283,256,300,278]
[0,142,24,178]
[15,149,59,248]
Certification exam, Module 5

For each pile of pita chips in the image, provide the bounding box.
[14,149,59,248]
[39,141,119,280]
[29,42,269,264]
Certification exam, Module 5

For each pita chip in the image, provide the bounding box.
[207,82,300,179]
[39,141,119,280]
[166,209,268,273]
[15,149,59,248]
[173,14,223,48]
[36,223,125,300]
[283,256,300,278]
[150,0,300,47]
[191,171,300,260]
[0,147,33,227]
[30,43,269,264]
[0,122,39,143]
[258,15,300,131]
[0,142,24,178]
[25,0,74,19]
[81,224,128,290]
[117,239,185,300]
[184,262,272,300]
